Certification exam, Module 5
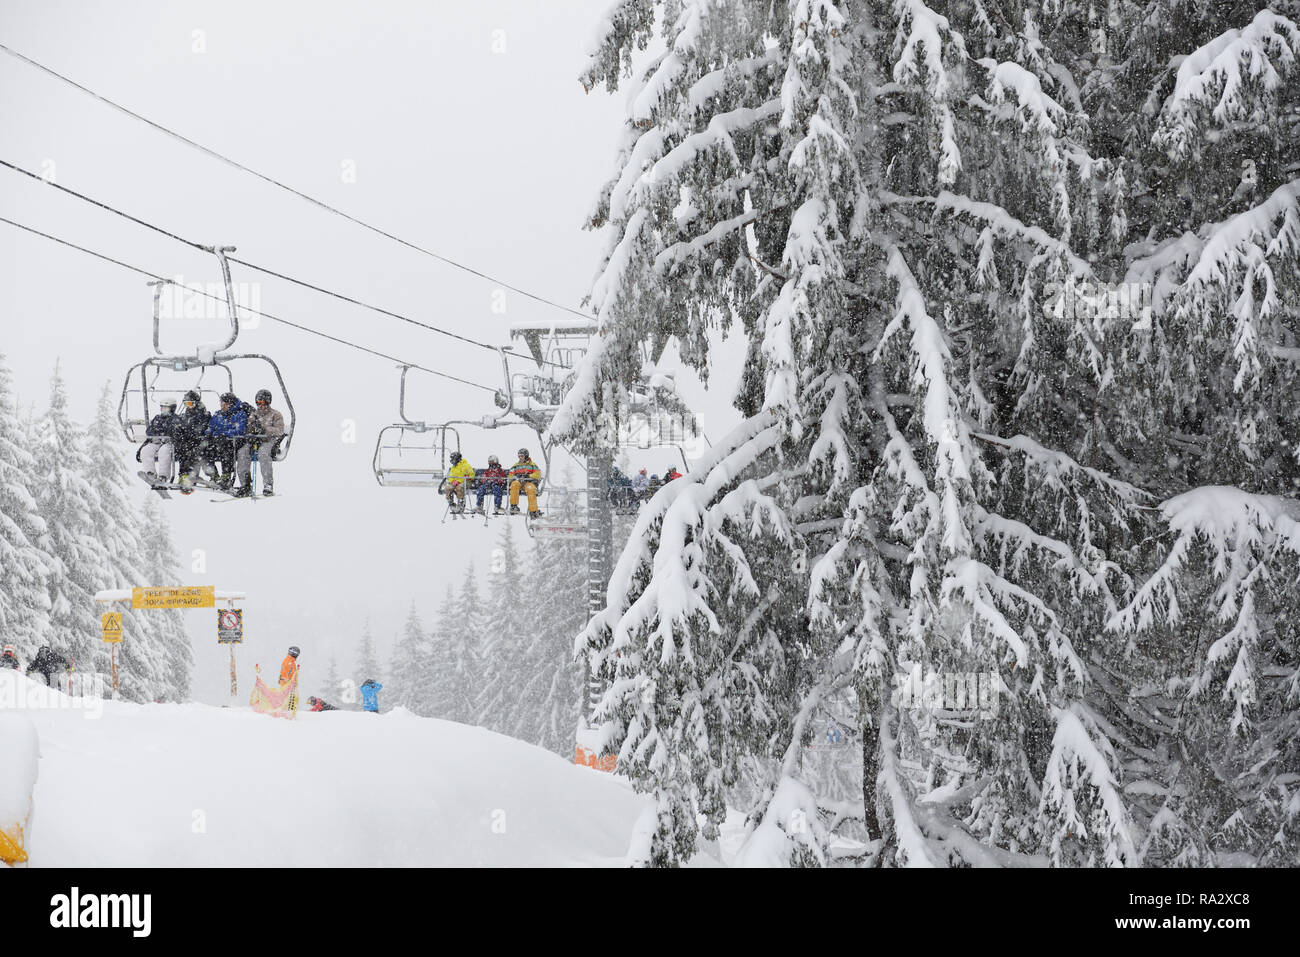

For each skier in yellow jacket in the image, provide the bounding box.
[508,448,542,518]
[445,451,476,514]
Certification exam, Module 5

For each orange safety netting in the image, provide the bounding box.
[250,670,298,719]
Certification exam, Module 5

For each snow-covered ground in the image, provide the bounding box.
[1,670,676,867]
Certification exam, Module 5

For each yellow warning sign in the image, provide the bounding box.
[102,612,123,643]
[131,586,215,609]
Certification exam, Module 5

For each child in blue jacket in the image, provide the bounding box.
[360,679,382,713]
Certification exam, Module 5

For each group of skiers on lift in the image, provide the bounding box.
[140,389,287,497]
[443,447,543,518]
[607,464,684,510]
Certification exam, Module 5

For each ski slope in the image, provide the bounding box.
[0,671,671,867]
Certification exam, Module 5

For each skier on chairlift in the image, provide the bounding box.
[175,391,211,491]
[508,447,543,518]
[204,392,253,494]
[665,464,684,482]
[473,454,509,515]
[140,398,185,485]
[242,388,285,497]
[632,468,650,501]
[445,451,476,513]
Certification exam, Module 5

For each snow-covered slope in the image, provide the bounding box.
[1,671,651,867]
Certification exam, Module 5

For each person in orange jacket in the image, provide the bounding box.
[280,646,301,686]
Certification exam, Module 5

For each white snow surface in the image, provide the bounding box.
[0,670,658,867]
[0,713,38,825]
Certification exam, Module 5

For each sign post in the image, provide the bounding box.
[101,612,123,696]
[218,608,244,700]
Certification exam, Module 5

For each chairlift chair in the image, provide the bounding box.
[372,365,462,487]
[117,246,298,475]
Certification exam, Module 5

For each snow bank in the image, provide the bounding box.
[5,675,652,866]
[0,713,38,826]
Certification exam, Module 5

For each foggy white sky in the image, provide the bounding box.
[0,1,746,702]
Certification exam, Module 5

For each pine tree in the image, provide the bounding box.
[34,362,112,680]
[390,601,434,715]
[427,584,460,721]
[553,0,1300,867]
[0,353,52,661]
[509,534,585,756]
[354,619,382,687]
[85,382,180,702]
[475,520,531,731]
[137,493,192,702]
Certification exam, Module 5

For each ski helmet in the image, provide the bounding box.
[255,389,272,404]
[517,448,529,459]
[288,646,300,658]
[450,451,462,465]
[184,390,201,403]
[2,645,14,655]
[219,392,237,405]
[159,398,178,410]
[488,454,500,465]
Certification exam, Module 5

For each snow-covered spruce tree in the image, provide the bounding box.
[137,493,192,702]
[354,620,383,689]
[389,601,434,715]
[444,564,488,725]
[0,353,52,660]
[85,383,177,702]
[553,0,1173,866]
[475,520,531,733]
[426,584,460,720]
[507,534,585,755]
[1089,4,1300,867]
[34,362,113,678]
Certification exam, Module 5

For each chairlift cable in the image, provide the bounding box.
[0,43,596,324]
[0,157,570,370]
[0,214,497,395]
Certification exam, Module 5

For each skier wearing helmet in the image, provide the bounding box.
[507,448,542,518]
[0,645,19,670]
[280,646,301,686]
[176,390,211,491]
[444,450,477,513]
[203,393,252,493]
[139,397,185,486]
[472,454,509,515]
[241,388,286,497]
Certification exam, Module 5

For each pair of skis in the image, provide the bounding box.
[138,471,275,502]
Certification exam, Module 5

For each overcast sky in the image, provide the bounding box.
[0,1,746,703]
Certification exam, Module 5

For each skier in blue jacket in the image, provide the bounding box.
[360,678,382,713]
[203,393,252,492]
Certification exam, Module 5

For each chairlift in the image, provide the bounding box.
[117,246,298,468]
[372,365,462,487]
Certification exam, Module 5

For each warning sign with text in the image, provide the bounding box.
[101,612,123,643]
[217,608,243,644]
[132,586,215,610]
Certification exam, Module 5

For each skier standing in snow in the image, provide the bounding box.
[239,388,285,497]
[444,451,476,513]
[25,645,68,687]
[0,645,19,670]
[140,398,184,484]
[472,454,509,515]
[280,646,301,686]
[360,678,382,713]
